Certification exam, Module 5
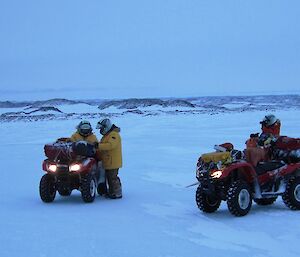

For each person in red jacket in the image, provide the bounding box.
[260,114,281,136]
[246,114,281,148]
[245,114,281,166]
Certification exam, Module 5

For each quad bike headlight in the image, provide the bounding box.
[48,164,57,172]
[69,163,81,172]
[210,170,223,179]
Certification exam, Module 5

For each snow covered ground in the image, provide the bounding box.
[1,109,300,257]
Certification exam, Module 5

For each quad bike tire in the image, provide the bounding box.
[196,185,221,213]
[282,177,300,210]
[58,188,72,196]
[39,174,56,203]
[227,180,252,217]
[254,197,277,206]
[81,174,96,203]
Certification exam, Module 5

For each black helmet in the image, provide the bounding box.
[77,120,92,137]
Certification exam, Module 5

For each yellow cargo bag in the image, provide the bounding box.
[201,151,231,163]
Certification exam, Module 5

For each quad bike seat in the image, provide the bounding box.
[254,161,285,175]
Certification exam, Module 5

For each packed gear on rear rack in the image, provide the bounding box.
[272,136,300,163]
[44,140,96,162]
[198,143,243,175]
[44,141,75,162]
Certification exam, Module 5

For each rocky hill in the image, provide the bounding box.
[0,95,299,122]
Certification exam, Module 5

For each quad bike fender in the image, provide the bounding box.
[42,159,48,171]
[280,163,300,177]
[79,158,98,174]
[220,162,257,183]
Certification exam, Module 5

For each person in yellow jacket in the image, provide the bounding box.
[96,118,122,199]
[70,120,98,145]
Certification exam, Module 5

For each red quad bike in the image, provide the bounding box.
[195,138,300,217]
[40,140,101,203]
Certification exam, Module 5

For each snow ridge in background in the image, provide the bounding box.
[0,94,299,122]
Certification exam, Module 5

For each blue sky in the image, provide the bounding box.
[0,0,299,100]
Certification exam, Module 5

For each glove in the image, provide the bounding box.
[250,133,259,138]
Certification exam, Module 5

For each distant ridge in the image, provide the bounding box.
[0,98,94,109]
[98,98,195,109]
[1,95,299,109]
[0,95,299,122]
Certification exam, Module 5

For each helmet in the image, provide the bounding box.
[96,118,112,135]
[260,114,278,127]
[77,120,92,137]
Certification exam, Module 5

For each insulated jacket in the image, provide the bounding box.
[97,126,122,170]
[261,120,281,136]
[246,137,258,148]
[70,132,98,145]
[245,147,269,166]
